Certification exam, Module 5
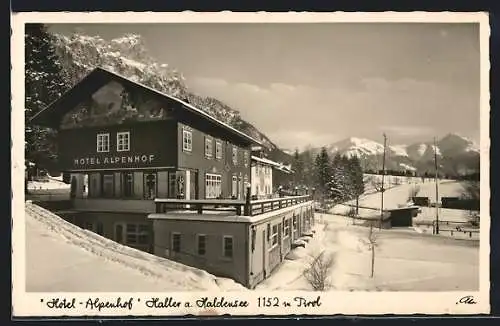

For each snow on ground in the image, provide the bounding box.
[25,202,246,292]
[256,213,479,292]
[256,179,479,291]
[348,178,466,211]
[27,179,70,190]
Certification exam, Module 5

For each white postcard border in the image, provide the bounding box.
[11,11,491,317]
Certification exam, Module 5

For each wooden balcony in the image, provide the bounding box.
[154,194,313,217]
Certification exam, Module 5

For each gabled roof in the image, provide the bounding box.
[30,67,262,146]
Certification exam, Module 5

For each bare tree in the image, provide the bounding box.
[303,250,336,291]
[359,222,378,278]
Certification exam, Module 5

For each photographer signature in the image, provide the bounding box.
[456,295,477,305]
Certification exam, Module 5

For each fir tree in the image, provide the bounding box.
[25,23,68,177]
[292,148,304,187]
[349,155,365,214]
[330,153,346,203]
[314,147,332,205]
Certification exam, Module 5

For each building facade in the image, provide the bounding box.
[30,67,261,252]
[149,199,315,289]
[31,67,259,210]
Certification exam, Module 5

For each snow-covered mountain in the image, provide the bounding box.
[51,32,292,165]
[324,134,479,176]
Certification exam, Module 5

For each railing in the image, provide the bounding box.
[155,194,313,217]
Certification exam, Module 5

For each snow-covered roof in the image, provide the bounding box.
[251,155,282,168]
[251,155,294,174]
[30,67,262,146]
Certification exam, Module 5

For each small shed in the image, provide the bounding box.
[387,206,420,227]
[412,197,430,207]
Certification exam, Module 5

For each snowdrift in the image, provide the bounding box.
[24,202,245,292]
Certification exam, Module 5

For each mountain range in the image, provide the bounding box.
[318,133,480,176]
[51,32,290,162]
[50,32,479,177]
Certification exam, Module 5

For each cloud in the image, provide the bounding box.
[186,75,479,148]
[380,125,433,137]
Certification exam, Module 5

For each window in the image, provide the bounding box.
[116,131,130,152]
[197,234,206,255]
[284,219,290,238]
[205,137,213,158]
[243,151,249,167]
[215,141,223,160]
[271,224,278,247]
[223,236,233,259]
[97,133,109,152]
[231,175,238,198]
[232,146,238,165]
[172,233,181,253]
[144,172,157,199]
[182,129,192,152]
[293,215,298,231]
[124,224,149,245]
[205,174,222,199]
[122,172,134,197]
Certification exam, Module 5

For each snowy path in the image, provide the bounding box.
[25,202,245,292]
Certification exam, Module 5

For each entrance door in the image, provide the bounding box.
[102,174,114,198]
[190,171,198,199]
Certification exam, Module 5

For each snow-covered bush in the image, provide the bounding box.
[302,250,335,291]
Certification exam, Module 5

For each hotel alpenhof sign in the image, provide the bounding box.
[71,153,156,170]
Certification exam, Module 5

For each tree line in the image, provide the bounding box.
[25,23,69,179]
[291,147,364,207]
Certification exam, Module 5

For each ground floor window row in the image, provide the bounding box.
[78,170,248,200]
[80,221,151,248]
[169,232,234,259]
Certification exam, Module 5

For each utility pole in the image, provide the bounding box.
[434,137,440,235]
[380,133,387,230]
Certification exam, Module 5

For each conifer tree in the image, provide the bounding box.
[25,23,68,177]
[330,153,346,203]
[292,148,304,187]
[314,147,332,206]
[349,155,365,214]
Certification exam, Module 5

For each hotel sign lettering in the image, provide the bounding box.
[73,154,156,167]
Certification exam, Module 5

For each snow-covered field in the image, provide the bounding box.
[25,202,246,292]
[256,213,479,291]
[347,177,467,210]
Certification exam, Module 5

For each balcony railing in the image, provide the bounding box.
[154,193,313,217]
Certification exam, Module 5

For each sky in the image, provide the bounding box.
[48,23,481,151]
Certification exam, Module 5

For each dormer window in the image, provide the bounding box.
[97,133,109,153]
[117,131,130,152]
